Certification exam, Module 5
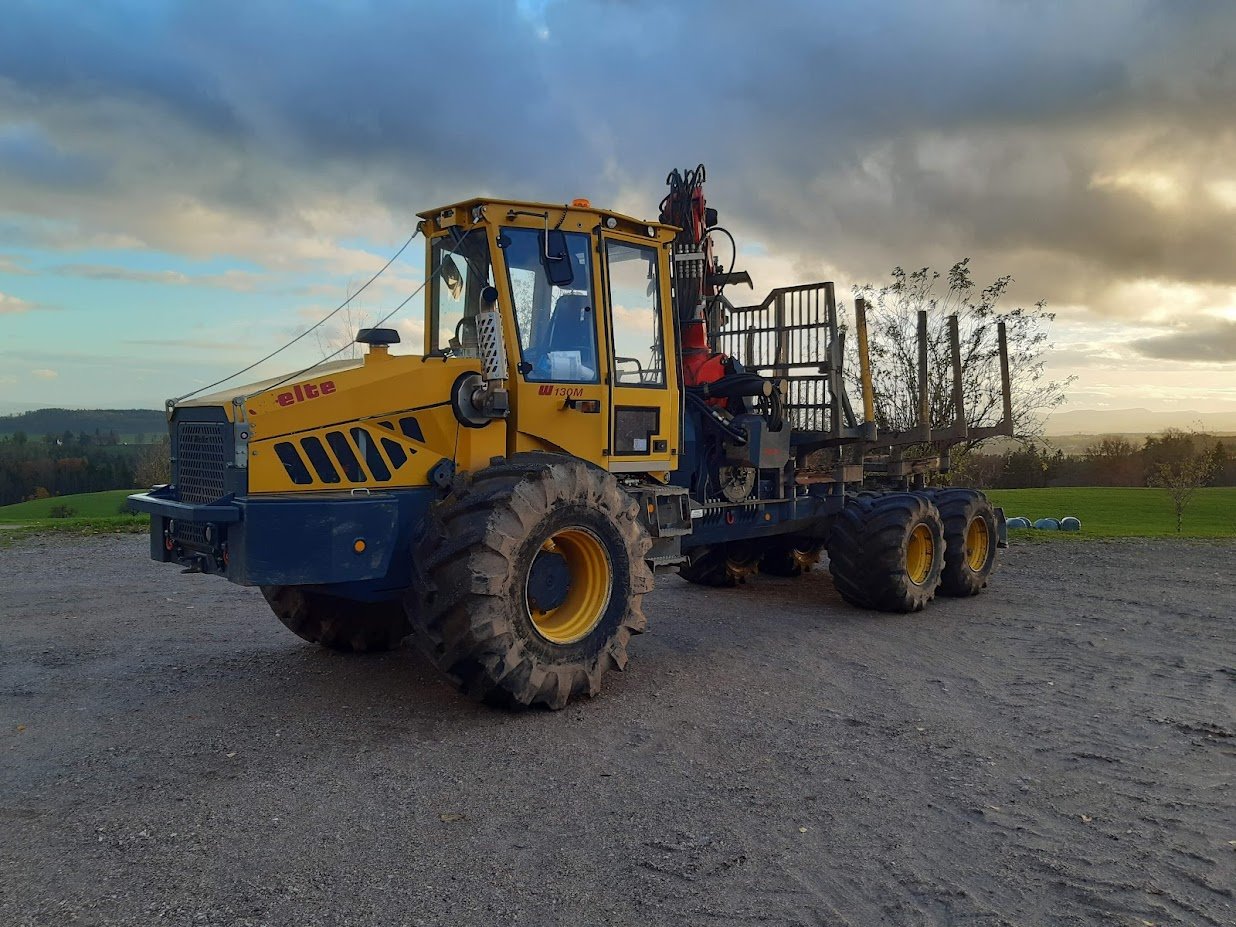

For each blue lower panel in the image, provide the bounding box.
[679,491,844,550]
[134,488,434,596]
[231,494,416,587]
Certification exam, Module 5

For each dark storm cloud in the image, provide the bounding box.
[1131,321,1236,363]
[2,0,1236,305]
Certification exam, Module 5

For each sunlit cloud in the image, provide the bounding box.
[1090,169,1185,209]
[0,290,58,314]
[0,254,33,275]
[51,263,266,291]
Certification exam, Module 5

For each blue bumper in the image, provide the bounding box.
[128,486,434,595]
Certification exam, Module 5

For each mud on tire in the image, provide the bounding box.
[261,586,411,652]
[408,453,653,710]
[826,492,944,613]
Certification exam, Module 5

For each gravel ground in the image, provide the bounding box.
[1,534,1234,926]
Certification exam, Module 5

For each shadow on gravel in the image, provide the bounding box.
[185,642,472,721]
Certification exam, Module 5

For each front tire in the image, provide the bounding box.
[409,454,652,709]
[826,493,944,612]
[260,586,411,652]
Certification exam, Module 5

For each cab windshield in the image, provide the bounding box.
[429,231,494,357]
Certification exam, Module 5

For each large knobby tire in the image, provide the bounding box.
[931,489,998,597]
[409,453,653,710]
[260,586,411,652]
[826,492,945,613]
[677,542,761,587]
[759,539,823,578]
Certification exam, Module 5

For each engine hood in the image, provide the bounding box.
[172,351,503,492]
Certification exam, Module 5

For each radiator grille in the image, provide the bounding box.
[173,521,210,548]
[176,422,228,504]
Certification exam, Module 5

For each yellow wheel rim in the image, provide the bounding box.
[526,527,612,645]
[906,523,935,585]
[965,516,991,572]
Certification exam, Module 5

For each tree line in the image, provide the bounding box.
[0,408,167,438]
[957,430,1235,490]
[0,432,168,506]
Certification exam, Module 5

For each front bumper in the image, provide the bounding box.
[128,486,428,589]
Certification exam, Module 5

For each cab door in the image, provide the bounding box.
[600,236,678,474]
[498,224,610,465]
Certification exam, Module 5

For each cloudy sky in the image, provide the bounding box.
[2,0,1235,424]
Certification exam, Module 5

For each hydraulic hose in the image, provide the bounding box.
[686,392,748,444]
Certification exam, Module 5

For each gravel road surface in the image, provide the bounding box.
[2,535,1234,926]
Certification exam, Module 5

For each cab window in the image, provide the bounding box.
[429,232,494,356]
[500,227,598,383]
[606,240,665,386]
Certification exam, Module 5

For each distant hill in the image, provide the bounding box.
[0,408,167,439]
[1046,408,1236,435]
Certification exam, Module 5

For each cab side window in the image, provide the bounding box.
[429,234,493,356]
[605,240,665,386]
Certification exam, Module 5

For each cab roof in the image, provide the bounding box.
[416,197,679,243]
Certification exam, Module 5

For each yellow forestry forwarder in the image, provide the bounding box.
[131,166,1012,709]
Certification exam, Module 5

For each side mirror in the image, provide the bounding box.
[540,230,575,288]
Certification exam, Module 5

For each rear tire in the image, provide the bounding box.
[759,539,823,577]
[260,586,411,652]
[931,489,998,597]
[677,543,761,587]
[408,453,652,710]
[826,492,944,612]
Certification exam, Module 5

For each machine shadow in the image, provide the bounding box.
[191,636,481,724]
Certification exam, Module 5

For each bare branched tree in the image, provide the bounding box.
[1145,428,1213,532]
[315,279,373,360]
[134,435,171,487]
[850,260,1073,448]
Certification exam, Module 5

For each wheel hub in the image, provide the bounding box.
[525,528,613,645]
[527,549,570,612]
[906,523,935,585]
[718,465,756,503]
[965,516,991,571]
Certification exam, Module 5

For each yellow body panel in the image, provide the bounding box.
[192,349,504,493]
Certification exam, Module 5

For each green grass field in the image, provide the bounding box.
[987,486,1236,538]
[2,486,1233,542]
[0,489,148,548]
[0,488,142,522]
[0,489,148,543]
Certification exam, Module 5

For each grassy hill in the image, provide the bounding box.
[0,489,141,522]
[988,487,1236,538]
